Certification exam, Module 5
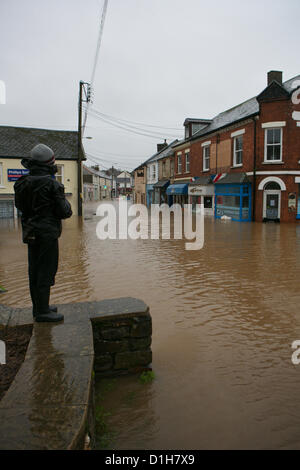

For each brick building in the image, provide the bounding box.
[171,71,300,222]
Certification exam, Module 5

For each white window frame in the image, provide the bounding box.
[177,153,182,174]
[203,145,210,171]
[56,164,64,184]
[185,150,190,173]
[0,163,3,186]
[233,135,243,167]
[264,127,283,163]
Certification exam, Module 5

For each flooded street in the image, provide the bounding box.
[1,201,300,449]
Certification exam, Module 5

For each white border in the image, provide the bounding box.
[231,129,245,138]
[258,176,286,191]
[262,122,286,128]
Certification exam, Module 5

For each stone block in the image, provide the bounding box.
[129,337,152,351]
[114,350,152,370]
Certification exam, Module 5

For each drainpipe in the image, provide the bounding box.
[252,117,257,222]
[216,134,220,174]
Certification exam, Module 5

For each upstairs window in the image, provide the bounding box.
[203,145,210,171]
[0,163,3,186]
[233,135,243,166]
[185,151,190,173]
[264,128,282,162]
[177,154,182,174]
[162,161,166,177]
[152,165,156,179]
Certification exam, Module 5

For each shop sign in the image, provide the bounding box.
[7,169,29,181]
[288,192,296,211]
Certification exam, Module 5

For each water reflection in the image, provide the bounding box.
[1,202,300,449]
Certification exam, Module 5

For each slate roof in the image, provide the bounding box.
[0,126,80,160]
[214,172,251,184]
[189,175,212,185]
[83,165,112,180]
[146,139,178,165]
[175,74,300,145]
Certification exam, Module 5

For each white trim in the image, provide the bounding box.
[264,127,283,163]
[231,129,245,138]
[184,149,190,154]
[201,141,211,147]
[295,177,300,183]
[246,171,300,175]
[258,176,286,191]
[297,122,300,127]
[262,121,286,128]
[56,164,64,185]
[177,151,182,156]
[0,162,2,186]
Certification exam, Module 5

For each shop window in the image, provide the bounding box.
[204,196,213,208]
[233,135,243,166]
[264,128,282,162]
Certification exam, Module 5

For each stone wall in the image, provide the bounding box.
[92,312,152,377]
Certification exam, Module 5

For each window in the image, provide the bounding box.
[233,135,243,166]
[162,161,166,178]
[170,159,174,176]
[264,128,282,162]
[203,145,210,171]
[185,151,190,173]
[152,165,156,179]
[0,163,3,186]
[56,164,64,184]
[177,154,182,174]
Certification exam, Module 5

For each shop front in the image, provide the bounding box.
[153,180,170,205]
[166,181,189,207]
[214,173,252,222]
[188,176,214,215]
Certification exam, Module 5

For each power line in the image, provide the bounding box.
[87,108,181,139]
[87,108,182,131]
[83,0,109,133]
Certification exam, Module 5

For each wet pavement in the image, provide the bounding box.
[1,201,300,449]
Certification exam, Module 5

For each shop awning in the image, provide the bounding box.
[153,179,170,189]
[166,183,189,195]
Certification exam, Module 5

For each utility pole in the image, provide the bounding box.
[78,80,92,216]
[111,165,114,199]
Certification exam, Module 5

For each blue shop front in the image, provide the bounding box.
[166,181,189,207]
[214,173,252,222]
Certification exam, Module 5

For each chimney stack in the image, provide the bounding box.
[268,70,283,86]
[157,139,168,153]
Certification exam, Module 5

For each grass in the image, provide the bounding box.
[139,370,155,384]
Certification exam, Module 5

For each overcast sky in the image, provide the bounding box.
[1,0,299,171]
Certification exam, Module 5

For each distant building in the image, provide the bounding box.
[0,125,84,218]
[83,165,112,202]
[116,171,133,196]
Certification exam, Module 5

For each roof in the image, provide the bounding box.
[214,172,251,184]
[184,118,212,125]
[0,125,80,160]
[83,165,112,180]
[174,74,300,146]
[189,175,212,185]
[146,139,178,165]
[153,179,170,188]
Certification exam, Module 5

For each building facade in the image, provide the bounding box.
[0,126,83,218]
[83,165,112,202]
[171,71,300,222]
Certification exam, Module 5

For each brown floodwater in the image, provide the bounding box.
[1,201,300,449]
